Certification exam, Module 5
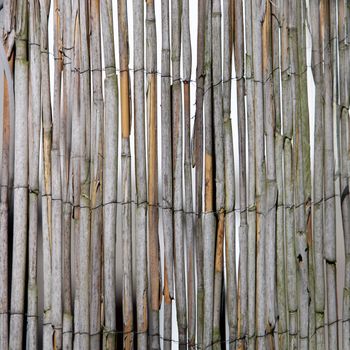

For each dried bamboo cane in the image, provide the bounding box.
[118,0,133,348]
[27,0,40,348]
[61,0,73,348]
[77,0,91,347]
[289,1,309,348]
[0,36,13,350]
[245,0,256,348]
[100,0,118,348]
[321,1,339,347]
[171,0,187,347]
[51,0,63,347]
[0,6,15,348]
[146,1,160,347]
[271,2,287,349]
[224,0,237,348]
[309,1,326,348]
[281,1,298,348]
[262,2,277,348]
[297,2,314,348]
[133,0,148,348]
[182,0,195,346]
[161,0,174,348]
[252,1,266,348]
[202,0,215,348]
[339,0,350,347]
[193,0,206,346]
[71,3,82,347]
[233,0,247,348]
[40,0,53,346]
[9,0,29,347]
[89,0,103,347]
[212,0,225,347]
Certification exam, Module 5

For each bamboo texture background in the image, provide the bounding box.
[0,0,350,349]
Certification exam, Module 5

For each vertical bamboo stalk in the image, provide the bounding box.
[233,0,247,348]
[252,1,266,348]
[297,1,314,348]
[100,0,118,348]
[321,0,338,347]
[339,0,350,347]
[61,0,73,347]
[193,0,206,346]
[40,0,53,346]
[224,0,237,348]
[0,4,15,348]
[262,2,277,348]
[27,0,40,348]
[133,0,148,348]
[309,1,326,348]
[9,0,28,347]
[117,0,133,348]
[290,1,309,349]
[202,0,215,348]
[271,1,287,348]
[245,0,256,348]
[51,0,63,347]
[212,0,225,347]
[281,0,298,347]
[171,0,187,347]
[71,3,82,347]
[89,0,103,347]
[161,0,174,348]
[78,0,91,347]
[146,1,160,347]
[182,0,195,346]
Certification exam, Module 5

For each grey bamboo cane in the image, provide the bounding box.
[27,0,40,348]
[233,0,247,348]
[262,2,277,348]
[118,0,134,348]
[281,1,298,347]
[245,0,256,348]
[212,0,225,347]
[339,0,350,347]
[51,0,63,346]
[9,0,29,347]
[0,40,13,350]
[0,5,15,348]
[161,0,174,348]
[40,0,53,346]
[321,1,338,347]
[297,2,314,348]
[224,0,237,348]
[252,1,266,348]
[101,0,118,347]
[78,0,91,346]
[309,1,326,348]
[89,0,103,347]
[182,0,195,346]
[171,0,187,347]
[193,0,205,346]
[61,0,73,348]
[146,1,160,347]
[133,0,148,348]
[290,1,309,348]
[271,2,287,348]
[71,3,82,347]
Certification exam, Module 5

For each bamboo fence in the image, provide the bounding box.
[0,0,349,349]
